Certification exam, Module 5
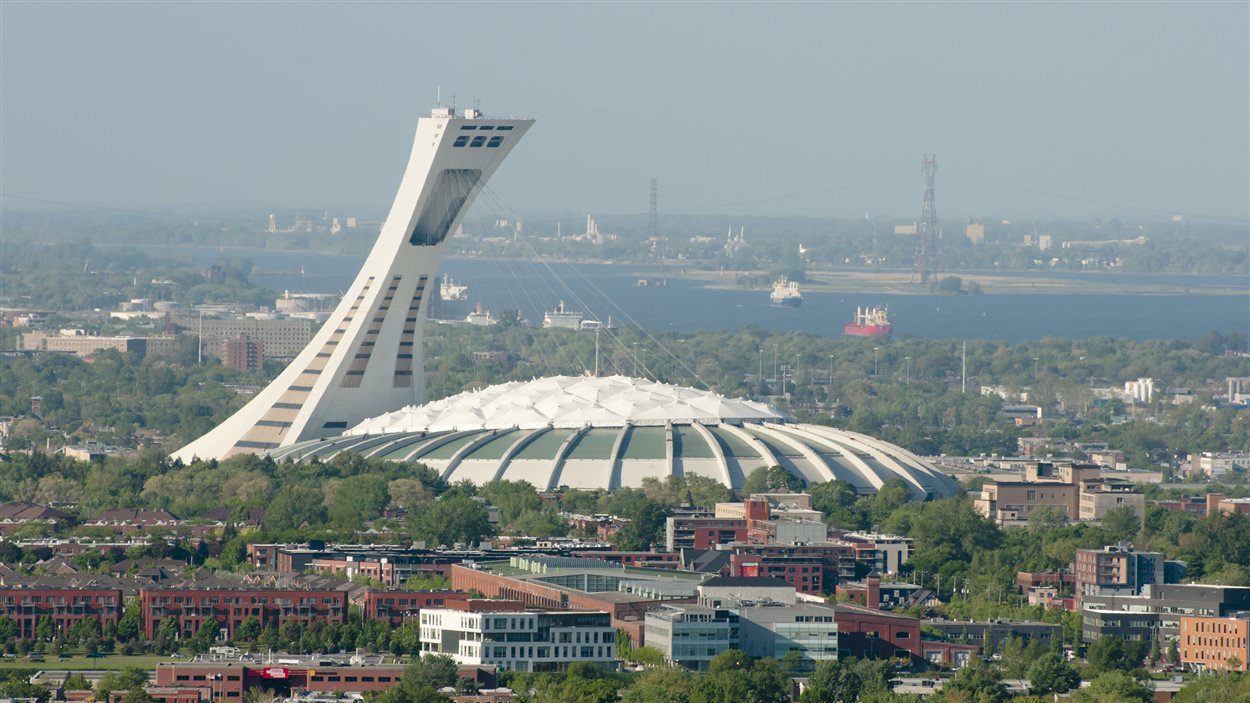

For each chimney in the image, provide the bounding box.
[744,499,769,523]
[866,572,881,610]
[1207,493,1225,516]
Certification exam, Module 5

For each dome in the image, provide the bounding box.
[269,376,958,499]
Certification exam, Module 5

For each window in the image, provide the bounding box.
[487,136,503,147]
[453,136,469,147]
[497,125,514,131]
[460,125,477,130]
[470,136,486,147]
[478,125,494,130]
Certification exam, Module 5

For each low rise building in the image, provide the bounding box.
[362,590,470,627]
[1081,583,1250,643]
[0,577,124,638]
[645,604,739,671]
[974,461,1144,527]
[1179,614,1250,672]
[923,619,1064,653]
[736,602,839,671]
[419,602,615,673]
[139,583,349,639]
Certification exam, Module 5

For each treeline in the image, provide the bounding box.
[0,241,274,312]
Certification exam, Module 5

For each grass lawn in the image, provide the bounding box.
[0,653,173,671]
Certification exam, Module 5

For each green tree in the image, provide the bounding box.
[410,495,493,547]
[63,673,92,691]
[1027,652,1080,695]
[620,669,695,703]
[935,658,1007,703]
[264,484,328,532]
[742,466,806,495]
[96,667,151,702]
[405,654,458,690]
[1069,671,1152,703]
[328,474,390,528]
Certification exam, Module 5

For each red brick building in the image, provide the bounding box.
[139,585,348,639]
[154,660,495,699]
[731,553,824,594]
[0,579,123,639]
[362,589,470,627]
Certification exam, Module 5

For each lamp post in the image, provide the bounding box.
[873,347,880,377]
[905,356,912,386]
[1033,356,1040,381]
[828,354,835,404]
[758,348,764,393]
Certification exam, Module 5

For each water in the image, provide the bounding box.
[140,245,1249,343]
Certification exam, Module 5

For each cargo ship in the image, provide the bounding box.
[543,301,584,330]
[844,305,892,338]
[770,277,803,308]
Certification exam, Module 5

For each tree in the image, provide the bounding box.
[63,673,92,691]
[1086,635,1146,675]
[1069,671,1151,703]
[264,484,327,532]
[742,466,806,495]
[620,669,695,703]
[328,474,390,528]
[936,658,1007,703]
[404,654,458,690]
[0,675,51,703]
[235,616,261,642]
[96,667,150,702]
[409,495,493,547]
[1027,652,1080,695]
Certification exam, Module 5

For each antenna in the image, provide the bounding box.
[436,85,441,107]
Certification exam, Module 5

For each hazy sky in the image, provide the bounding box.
[2,2,1247,222]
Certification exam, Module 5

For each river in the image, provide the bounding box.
[141,245,1249,343]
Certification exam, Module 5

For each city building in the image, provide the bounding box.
[974,461,1144,526]
[696,576,795,608]
[736,602,839,670]
[923,619,1064,653]
[222,338,264,371]
[419,602,616,673]
[1178,614,1249,672]
[644,604,739,671]
[139,583,349,639]
[20,331,177,359]
[194,318,311,360]
[0,577,124,638]
[449,558,704,644]
[362,590,470,628]
[154,654,495,701]
[174,107,535,461]
[1074,544,1183,602]
[1192,452,1250,479]
[1080,584,1250,643]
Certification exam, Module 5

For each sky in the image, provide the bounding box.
[2,2,1247,222]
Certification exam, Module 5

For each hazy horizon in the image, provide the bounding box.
[2,2,1247,223]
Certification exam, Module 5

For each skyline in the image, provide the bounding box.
[2,2,1248,222]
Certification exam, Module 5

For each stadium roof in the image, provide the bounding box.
[270,376,958,499]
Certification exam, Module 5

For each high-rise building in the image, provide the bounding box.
[173,108,533,461]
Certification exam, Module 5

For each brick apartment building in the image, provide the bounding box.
[361,589,469,628]
[139,585,348,639]
[1179,615,1250,672]
[0,578,123,638]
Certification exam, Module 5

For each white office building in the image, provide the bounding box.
[419,608,615,673]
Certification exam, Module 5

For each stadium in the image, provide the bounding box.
[269,375,959,498]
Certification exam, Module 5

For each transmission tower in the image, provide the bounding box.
[648,178,659,240]
[912,155,940,283]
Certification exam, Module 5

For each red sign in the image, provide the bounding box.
[259,667,289,679]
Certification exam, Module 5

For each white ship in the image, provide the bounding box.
[543,301,583,330]
[465,304,496,326]
[440,275,469,302]
[770,277,803,308]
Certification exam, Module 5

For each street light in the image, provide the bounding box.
[1033,356,1040,381]
[905,356,912,386]
[873,347,880,377]
[828,354,835,403]
[758,349,764,391]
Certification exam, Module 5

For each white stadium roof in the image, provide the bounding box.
[348,375,787,434]
[270,375,958,499]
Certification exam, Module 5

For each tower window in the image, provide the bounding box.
[453,136,469,147]
[497,125,514,131]
[470,136,486,147]
[487,137,503,147]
